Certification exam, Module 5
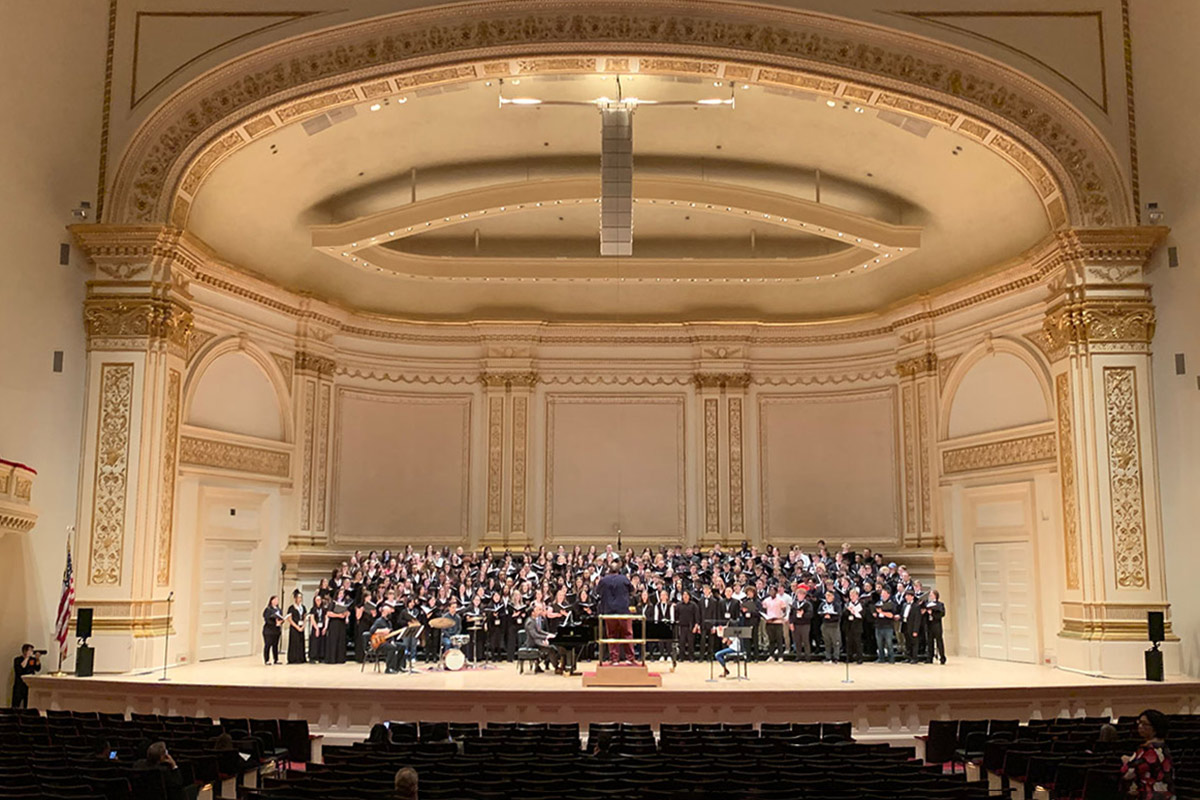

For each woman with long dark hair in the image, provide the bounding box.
[325,588,350,664]
[285,590,307,664]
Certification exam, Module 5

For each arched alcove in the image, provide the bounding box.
[944,343,1051,439]
[186,348,288,441]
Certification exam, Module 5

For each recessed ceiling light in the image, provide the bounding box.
[853,107,864,114]
[396,96,408,104]
[826,99,837,107]
[511,79,520,85]
[369,103,381,112]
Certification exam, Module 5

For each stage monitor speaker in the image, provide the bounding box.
[76,607,93,640]
[75,645,94,678]
[1148,611,1165,643]
[1145,647,1164,682]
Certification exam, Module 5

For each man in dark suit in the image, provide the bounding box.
[698,585,723,661]
[900,589,922,663]
[789,587,813,662]
[922,589,947,664]
[596,560,635,663]
[523,602,556,673]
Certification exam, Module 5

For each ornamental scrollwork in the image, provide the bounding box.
[178,436,290,478]
[695,372,751,389]
[89,363,134,586]
[83,297,193,355]
[1056,374,1082,590]
[896,352,938,378]
[1103,368,1149,589]
[295,351,336,377]
[942,433,1056,475]
[481,372,539,389]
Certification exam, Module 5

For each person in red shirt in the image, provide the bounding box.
[1121,709,1175,800]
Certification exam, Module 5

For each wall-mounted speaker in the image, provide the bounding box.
[76,607,93,640]
[1148,611,1165,644]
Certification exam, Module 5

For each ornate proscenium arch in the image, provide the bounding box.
[105,0,1132,231]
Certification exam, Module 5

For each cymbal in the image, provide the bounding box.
[430,617,456,629]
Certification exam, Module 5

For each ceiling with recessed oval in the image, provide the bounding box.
[186,72,1050,321]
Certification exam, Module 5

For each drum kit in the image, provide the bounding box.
[426,615,488,672]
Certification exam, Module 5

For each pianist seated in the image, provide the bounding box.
[523,602,558,673]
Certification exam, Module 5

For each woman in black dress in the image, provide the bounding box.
[286,590,307,664]
[309,593,327,663]
[325,588,349,664]
[262,596,283,665]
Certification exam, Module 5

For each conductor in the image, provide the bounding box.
[596,558,635,664]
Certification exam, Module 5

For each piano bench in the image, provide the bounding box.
[516,648,543,673]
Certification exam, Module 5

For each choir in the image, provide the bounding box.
[262,540,948,668]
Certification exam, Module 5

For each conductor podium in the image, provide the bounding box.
[582,614,663,688]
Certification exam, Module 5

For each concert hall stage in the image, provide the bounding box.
[29,657,1199,743]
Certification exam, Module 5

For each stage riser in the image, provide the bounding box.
[29,679,1199,740]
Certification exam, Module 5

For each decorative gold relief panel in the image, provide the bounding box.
[728,397,744,536]
[155,369,180,587]
[486,395,504,535]
[299,380,315,529]
[1056,374,1082,590]
[704,397,719,536]
[1103,367,1149,589]
[179,436,290,478]
[89,363,134,586]
[511,395,528,534]
[943,433,1056,475]
[901,384,917,535]
[315,383,331,532]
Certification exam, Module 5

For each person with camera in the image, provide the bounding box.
[11,644,42,708]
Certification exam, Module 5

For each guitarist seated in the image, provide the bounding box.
[368,603,405,673]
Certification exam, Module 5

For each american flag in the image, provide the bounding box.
[55,541,75,659]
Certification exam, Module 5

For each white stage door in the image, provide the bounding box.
[197,539,257,661]
[974,541,1037,664]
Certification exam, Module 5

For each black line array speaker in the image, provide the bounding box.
[76,607,93,640]
[75,645,94,678]
[1148,610,1165,643]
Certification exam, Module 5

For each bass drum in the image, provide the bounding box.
[442,647,467,671]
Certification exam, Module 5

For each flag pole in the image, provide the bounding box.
[50,526,74,677]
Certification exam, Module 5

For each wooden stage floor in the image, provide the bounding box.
[29,656,1200,740]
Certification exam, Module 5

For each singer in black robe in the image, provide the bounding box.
[325,590,349,664]
[286,592,307,664]
[309,595,327,663]
[262,596,282,665]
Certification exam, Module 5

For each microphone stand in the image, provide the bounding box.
[160,592,174,682]
[705,615,718,683]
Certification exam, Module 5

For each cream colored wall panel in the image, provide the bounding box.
[330,389,471,543]
[948,352,1050,438]
[759,389,898,542]
[545,395,686,541]
[187,352,284,440]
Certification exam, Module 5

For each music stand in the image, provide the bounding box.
[723,626,753,681]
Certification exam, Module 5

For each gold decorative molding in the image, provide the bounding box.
[1056,374,1082,591]
[917,384,932,530]
[14,476,32,502]
[485,396,504,536]
[271,352,295,389]
[314,383,331,532]
[1041,298,1156,360]
[937,354,960,391]
[695,372,751,390]
[1103,367,1149,589]
[179,435,290,478]
[942,432,1056,475]
[294,350,336,377]
[901,384,917,536]
[187,328,218,363]
[0,460,38,535]
[83,295,193,356]
[156,369,181,587]
[107,1,1133,231]
[704,397,719,536]
[511,394,528,536]
[299,380,315,529]
[89,363,134,586]
[728,396,744,536]
[896,352,938,378]
[481,371,539,389]
[1060,601,1174,641]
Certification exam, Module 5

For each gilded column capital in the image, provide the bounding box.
[294,351,336,377]
[82,293,193,357]
[480,371,538,389]
[895,352,938,379]
[1040,296,1156,361]
[694,372,751,390]
[1051,226,1168,271]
